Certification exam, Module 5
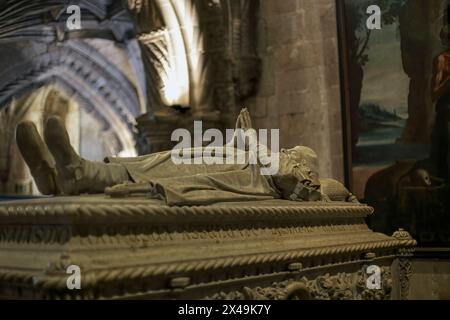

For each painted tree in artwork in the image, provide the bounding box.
[343,0,406,152]
[398,0,447,144]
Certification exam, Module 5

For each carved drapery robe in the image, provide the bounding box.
[106,147,282,206]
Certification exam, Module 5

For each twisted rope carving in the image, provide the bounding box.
[0,238,415,291]
[0,201,374,222]
[0,199,413,298]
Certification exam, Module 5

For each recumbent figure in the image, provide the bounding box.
[16,109,356,206]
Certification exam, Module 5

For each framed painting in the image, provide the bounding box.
[337,0,450,247]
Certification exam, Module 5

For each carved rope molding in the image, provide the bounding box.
[0,223,371,245]
[0,200,416,298]
[398,258,412,300]
[0,238,413,292]
[0,201,375,222]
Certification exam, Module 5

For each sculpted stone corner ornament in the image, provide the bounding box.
[0,109,416,300]
[392,228,415,300]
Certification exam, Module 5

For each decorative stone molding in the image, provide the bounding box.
[0,196,416,299]
[208,266,393,300]
[392,229,415,299]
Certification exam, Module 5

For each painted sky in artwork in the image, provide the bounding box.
[359,23,410,117]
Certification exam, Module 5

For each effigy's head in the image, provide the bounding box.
[272,146,322,201]
[280,146,320,184]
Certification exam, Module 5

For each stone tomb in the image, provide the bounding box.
[0,196,416,299]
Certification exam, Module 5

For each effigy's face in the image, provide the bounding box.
[279,146,320,188]
[271,147,322,201]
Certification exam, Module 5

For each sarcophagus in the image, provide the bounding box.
[0,196,416,300]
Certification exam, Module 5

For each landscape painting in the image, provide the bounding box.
[338,0,450,246]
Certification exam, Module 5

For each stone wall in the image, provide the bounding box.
[409,258,450,300]
[245,0,344,181]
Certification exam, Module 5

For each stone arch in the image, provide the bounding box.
[0,0,148,194]
[0,41,139,156]
[0,0,149,157]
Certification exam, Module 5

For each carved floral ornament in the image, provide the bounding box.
[208,267,393,300]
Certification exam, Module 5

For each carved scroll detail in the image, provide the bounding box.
[392,229,415,300]
[207,267,393,300]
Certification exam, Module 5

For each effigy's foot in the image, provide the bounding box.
[44,116,130,195]
[16,121,62,195]
[44,116,87,195]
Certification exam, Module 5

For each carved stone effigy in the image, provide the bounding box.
[0,196,416,300]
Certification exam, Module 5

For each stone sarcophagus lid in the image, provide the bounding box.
[0,196,416,300]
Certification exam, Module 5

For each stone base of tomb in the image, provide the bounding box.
[0,196,416,300]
